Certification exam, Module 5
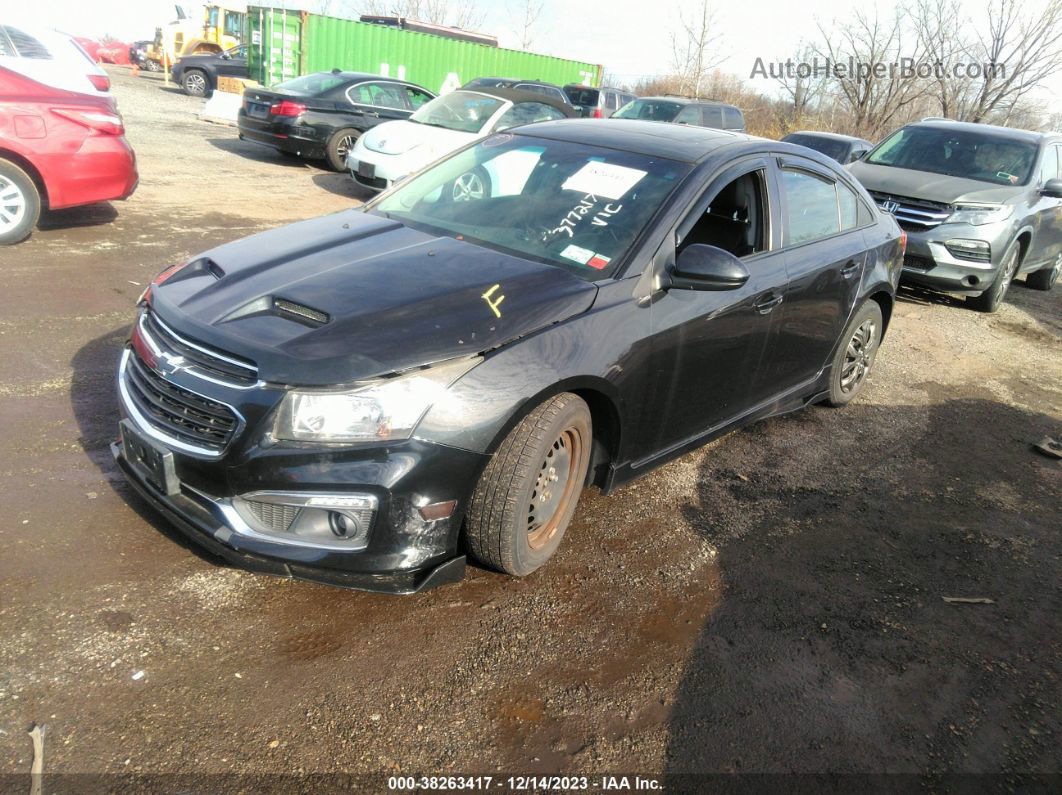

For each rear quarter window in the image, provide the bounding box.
[1,26,51,59]
[723,107,743,129]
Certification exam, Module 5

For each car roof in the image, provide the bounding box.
[907,118,1053,144]
[459,87,578,117]
[633,95,739,110]
[512,118,754,162]
[786,130,871,144]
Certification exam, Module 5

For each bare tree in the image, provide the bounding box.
[670,0,726,97]
[509,0,545,49]
[912,0,976,118]
[774,42,827,125]
[814,8,929,138]
[963,0,1062,122]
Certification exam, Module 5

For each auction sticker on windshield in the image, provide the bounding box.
[560,243,595,264]
[562,161,647,200]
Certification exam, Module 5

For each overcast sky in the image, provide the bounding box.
[15,0,1062,99]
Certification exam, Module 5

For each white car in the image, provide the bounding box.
[346,88,574,194]
[0,20,112,97]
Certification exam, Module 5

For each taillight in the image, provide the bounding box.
[88,74,110,92]
[591,108,603,118]
[51,107,124,135]
[899,230,908,253]
[270,100,306,117]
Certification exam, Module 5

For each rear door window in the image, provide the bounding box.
[781,168,841,245]
[701,106,724,128]
[673,105,702,125]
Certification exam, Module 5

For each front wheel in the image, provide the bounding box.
[826,300,883,407]
[0,159,41,246]
[181,69,209,97]
[466,393,592,576]
[968,240,1020,312]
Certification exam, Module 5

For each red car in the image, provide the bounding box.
[0,25,138,245]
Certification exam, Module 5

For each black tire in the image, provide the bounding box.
[448,166,491,202]
[1026,259,1060,291]
[181,69,209,97]
[466,393,592,577]
[325,129,360,172]
[145,59,163,73]
[0,159,41,246]
[825,300,883,407]
[967,240,1020,312]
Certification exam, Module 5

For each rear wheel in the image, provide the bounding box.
[1026,258,1060,291]
[181,69,209,97]
[0,159,41,246]
[466,393,592,576]
[826,300,883,407]
[968,240,1020,312]
[325,128,360,172]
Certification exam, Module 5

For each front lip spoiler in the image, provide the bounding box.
[111,442,466,595]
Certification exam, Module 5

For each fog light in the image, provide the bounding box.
[329,510,363,538]
[944,239,991,262]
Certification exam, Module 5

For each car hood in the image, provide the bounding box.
[148,210,598,386]
[848,162,1020,205]
[361,119,477,156]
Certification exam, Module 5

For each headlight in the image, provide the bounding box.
[274,357,480,443]
[946,204,1013,226]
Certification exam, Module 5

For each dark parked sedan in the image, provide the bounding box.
[782,131,873,164]
[114,120,904,593]
[237,71,437,170]
[171,45,248,97]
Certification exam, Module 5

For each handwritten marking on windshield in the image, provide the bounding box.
[482,284,505,318]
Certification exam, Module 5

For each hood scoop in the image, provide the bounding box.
[273,298,330,328]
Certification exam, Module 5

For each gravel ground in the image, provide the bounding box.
[0,66,1059,788]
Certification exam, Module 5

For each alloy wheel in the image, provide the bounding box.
[185,73,207,95]
[997,248,1019,300]
[336,135,356,159]
[452,171,486,202]
[0,176,26,232]
[840,318,877,394]
[527,426,584,550]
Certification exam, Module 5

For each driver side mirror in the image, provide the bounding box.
[1041,178,1062,198]
[668,244,750,291]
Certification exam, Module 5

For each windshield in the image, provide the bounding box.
[613,99,683,122]
[411,91,505,133]
[274,73,346,96]
[865,126,1037,186]
[564,87,599,107]
[784,134,850,162]
[369,134,691,280]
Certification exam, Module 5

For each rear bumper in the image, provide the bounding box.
[237,114,325,160]
[45,135,138,209]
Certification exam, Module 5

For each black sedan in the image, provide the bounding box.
[171,45,248,97]
[782,131,874,164]
[237,71,436,171]
[114,120,904,593]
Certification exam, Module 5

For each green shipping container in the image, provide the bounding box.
[247,7,602,93]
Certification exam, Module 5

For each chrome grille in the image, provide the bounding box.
[140,310,258,386]
[869,191,953,230]
[244,500,301,532]
[123,350,239,452]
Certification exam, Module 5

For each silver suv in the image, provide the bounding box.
[849,119,1062,311]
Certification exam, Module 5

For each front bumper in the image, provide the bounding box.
[899,221,1014,294]
[114,344,489,593]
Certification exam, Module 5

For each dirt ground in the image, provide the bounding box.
[0,66,1059,789]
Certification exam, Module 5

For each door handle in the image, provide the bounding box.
[840,260,861,278]
[753,293,784,314]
